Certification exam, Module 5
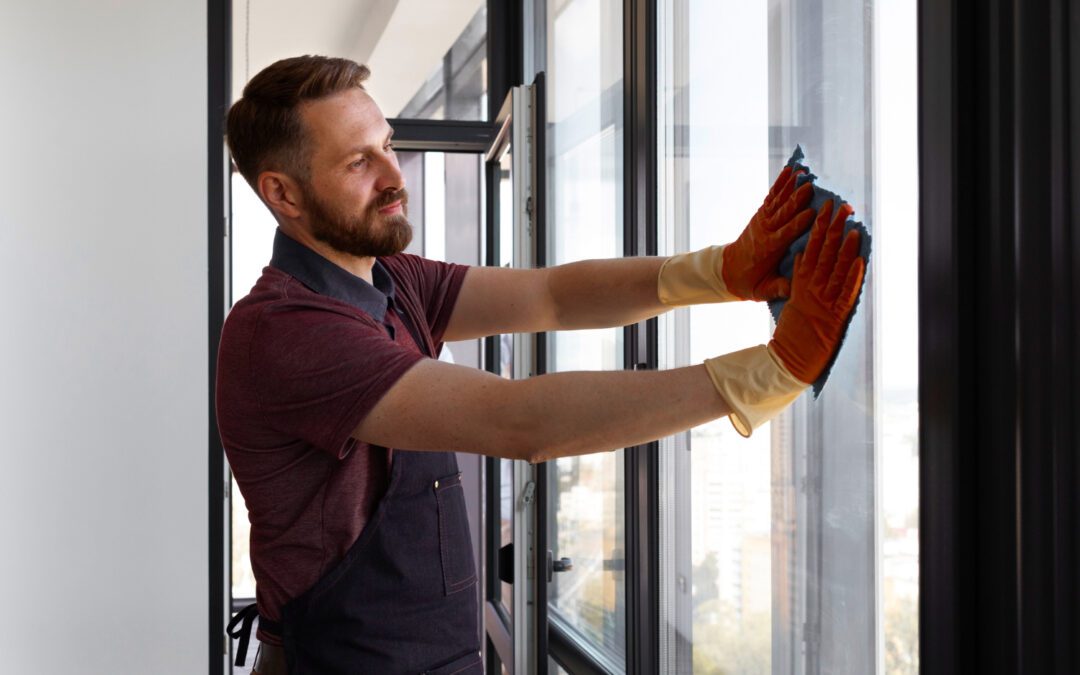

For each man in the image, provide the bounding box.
[218,55,864,675]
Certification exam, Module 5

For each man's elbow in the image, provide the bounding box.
[477,376,602,463]
[484,394,561,464]
[493,417,590,464]
[490,416,549,463]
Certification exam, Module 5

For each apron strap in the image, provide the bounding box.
[258,615,284,638]
[225,603,260,667]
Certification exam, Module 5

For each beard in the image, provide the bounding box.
[302,182,413,258]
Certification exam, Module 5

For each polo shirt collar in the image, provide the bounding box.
[269,228,395,322]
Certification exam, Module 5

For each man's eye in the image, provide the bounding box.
[350,158,366,168]
[385,142,395,152]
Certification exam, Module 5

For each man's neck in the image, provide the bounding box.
[278,224,376,284]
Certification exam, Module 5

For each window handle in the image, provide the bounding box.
[545,550,574,581]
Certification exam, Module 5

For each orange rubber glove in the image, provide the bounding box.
[702,198,866,437]
[658,165,815,305]
[768,199,866,384]
[721,165,817,300]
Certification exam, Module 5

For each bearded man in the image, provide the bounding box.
[217,55,864,675]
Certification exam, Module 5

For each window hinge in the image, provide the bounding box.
[520,480,535,507]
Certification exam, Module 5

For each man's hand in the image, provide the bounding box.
[656,165,814,306]
[721,165,815,301]
[769,199,865,384]
[700,197,866,437]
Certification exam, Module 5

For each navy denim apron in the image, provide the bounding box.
[253,447,481,674]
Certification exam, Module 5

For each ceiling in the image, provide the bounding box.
[230,0,484,116]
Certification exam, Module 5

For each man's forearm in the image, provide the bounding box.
[546,256,669,330]
[506,363,730,463]
[354,358,732,463]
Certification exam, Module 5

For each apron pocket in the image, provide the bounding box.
[434,472,478,595]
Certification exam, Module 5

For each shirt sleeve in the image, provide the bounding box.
[247,298,426,458]
[389,254,469,344]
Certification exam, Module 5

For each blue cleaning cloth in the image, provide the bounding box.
[767,146,872,397]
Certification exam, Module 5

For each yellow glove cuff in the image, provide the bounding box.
[657,245,739,306]
[703,344,807,437]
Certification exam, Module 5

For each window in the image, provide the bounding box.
[656,1,919,673]
[539,0,628,669]
[393,4,488,120]
[231,0,487,120]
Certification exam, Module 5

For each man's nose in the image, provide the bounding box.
[375,154,405,193]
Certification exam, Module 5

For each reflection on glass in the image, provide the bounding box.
[657,0,918,673]
[544,0,626,667]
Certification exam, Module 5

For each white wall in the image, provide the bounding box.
[0,2,209,673]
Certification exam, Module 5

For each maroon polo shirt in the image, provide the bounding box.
[215,229,469,644]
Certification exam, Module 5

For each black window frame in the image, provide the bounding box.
[207,0,229,671]
[918,0,1080,673]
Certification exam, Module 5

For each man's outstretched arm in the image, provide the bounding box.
[442,165,815,342]
[354,358,729,463]
[442,257,668,341]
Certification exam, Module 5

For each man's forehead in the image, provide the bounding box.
[302,89,390,151]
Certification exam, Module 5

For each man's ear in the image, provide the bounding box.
[258,171,303,220]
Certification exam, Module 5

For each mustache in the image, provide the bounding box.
[374,188,408,211]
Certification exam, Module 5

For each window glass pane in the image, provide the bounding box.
[656,1,919,673]
[543,0,626,667]
[490,144,516,612]
[656,3,774,669]
[876,2,920,672]
[232,1,487,121]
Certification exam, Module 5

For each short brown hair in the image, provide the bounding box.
[226,55,370,190]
